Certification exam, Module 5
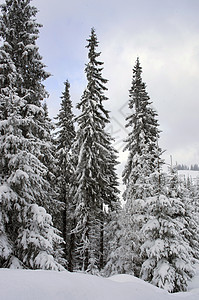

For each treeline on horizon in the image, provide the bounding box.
[177,164,199,171]
[0,0,199,295]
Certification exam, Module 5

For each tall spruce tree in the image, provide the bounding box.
[0,42,18,267]
[0,0,64,269]
[70,28,119,272]
[113,58,163,276]
[0,0,61,215]
[123,57,162,200]
[119,60,195,291]
[55,80,76,270]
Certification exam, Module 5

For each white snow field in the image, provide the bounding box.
[0,267,199,300]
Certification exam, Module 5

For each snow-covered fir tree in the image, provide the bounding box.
[140,194,195,292]
[40,101,61,220]
[70,28,120,273]
[166,164,199,262]
[55,80,76,270]
[103,207,136,276]
[137,139,197,293]
[122,57,162,200]
[108,57,163,277]
[0,0,64,270]
[0,0,49,104]
[0,0,62,215]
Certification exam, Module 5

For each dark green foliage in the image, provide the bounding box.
[123,57,162,199]
[0,0,64,269]
[70,28,120,272]
[0,0,49,105]
[55,80,76,270]
[107,58,163,277]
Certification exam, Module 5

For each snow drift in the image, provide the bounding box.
[0,268,199,300]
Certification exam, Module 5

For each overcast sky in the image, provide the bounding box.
[1,0,199,169]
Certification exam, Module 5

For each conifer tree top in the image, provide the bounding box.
[77,28,109,127]
[86,28,101,61]
[122,57,162,197]
[0,0,50,104]
[56,79,76,152]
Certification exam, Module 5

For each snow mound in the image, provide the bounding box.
[187,265,199,292]
[0,269,199,300]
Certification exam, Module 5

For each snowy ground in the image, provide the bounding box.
[0,267,199,300]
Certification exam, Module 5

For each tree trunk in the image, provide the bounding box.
[99,220,104,270]
[67,219,76,272]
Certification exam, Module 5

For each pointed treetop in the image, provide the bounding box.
[76,28,109,123]
[0,0,49,104]
[62,80,70,98]
[86,27,102,62]
[132,57,143,85]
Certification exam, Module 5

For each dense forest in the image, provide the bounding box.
[0,0,199,293]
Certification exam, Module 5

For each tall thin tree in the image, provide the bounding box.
[109,58,163,277]
[71,28,120,272]
[55,80,76,270]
